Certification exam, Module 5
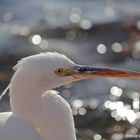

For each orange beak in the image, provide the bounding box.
[71,65,140,79]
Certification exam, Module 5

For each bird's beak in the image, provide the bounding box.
[69,65,140,79]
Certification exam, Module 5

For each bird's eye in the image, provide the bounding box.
[55,68,64,76]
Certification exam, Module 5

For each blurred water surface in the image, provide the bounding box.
[0,0,140,140]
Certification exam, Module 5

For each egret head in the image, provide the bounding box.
[12,52,75,91]
[11,52,140,92]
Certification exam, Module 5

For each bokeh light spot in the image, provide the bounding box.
[11,24,20,34]
[72,99,83,109]
[70,13,80,23]
[3,12,13,22]
[93,134,102,140]
[133,98,139,111]
[97,44,107,54]
[80,19,92,30]
[39,39,49,49]
[111,43,123,53]
[79,107,87,115]
[111,133,124,140]
[20,26,30,36]
[72,109,78,116]
[110,86,123,97]
[32,35,42,45]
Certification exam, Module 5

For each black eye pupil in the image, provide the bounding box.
[58,69,62,73]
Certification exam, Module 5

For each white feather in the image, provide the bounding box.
[0,52,77,140]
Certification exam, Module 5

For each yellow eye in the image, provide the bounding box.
[55,68,64,76]
[55,67,74,77]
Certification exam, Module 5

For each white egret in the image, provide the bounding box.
[0,52,140,140]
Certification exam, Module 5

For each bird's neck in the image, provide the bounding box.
[10,79,77,140]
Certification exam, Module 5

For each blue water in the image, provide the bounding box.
[0,0,140,52]
[0,0,140,26]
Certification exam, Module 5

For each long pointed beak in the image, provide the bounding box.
[71,65,140,79]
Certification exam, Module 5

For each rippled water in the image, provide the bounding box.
[1,0,140,25]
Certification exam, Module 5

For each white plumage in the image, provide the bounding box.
[0,112,42,140]
[0,52,76,140]
[0,52,140,140]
